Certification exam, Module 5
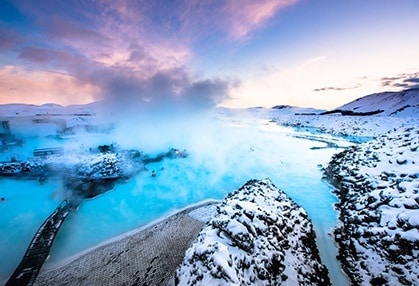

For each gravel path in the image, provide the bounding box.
[34,202,218,286]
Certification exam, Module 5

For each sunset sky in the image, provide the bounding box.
[1,0,418,109]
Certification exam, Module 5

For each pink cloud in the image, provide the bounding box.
[77,2,191,80]
[1,1,237,108]
[0,66,99,105]
[176,0,298,41]
[222,0,298,39]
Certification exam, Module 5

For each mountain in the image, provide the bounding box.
[325,88,419,116]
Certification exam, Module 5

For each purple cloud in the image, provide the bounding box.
[89,65,234,114]
[404,77,419,83]
[0,26,20,51]
[18,47,50,63]
[1,0,275,108]
[313,84,361,92]
[46,18,108,43]
[380,72,419,89]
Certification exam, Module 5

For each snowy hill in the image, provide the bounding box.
[328,88,419,116]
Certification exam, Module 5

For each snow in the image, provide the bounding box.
[336,88,419,116]
[273,112,418,139]
[175,179,330,285]
[324,126,419,285]
[0,103,95,117]
[401,228,419,242]
[188,204,218,222]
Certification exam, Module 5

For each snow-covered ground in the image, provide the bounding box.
[0,103,95,118]
[272,88,419,139]
[273,113,417,140]
[176,179,330,285]
[324,127,419,285]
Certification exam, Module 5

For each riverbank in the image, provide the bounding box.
[324,126,419,285]
[33,201,218,286]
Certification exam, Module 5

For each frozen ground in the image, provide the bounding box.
[273,113,417,140]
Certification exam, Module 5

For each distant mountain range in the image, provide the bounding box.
[268,88,418,116]
[1,88,418,118]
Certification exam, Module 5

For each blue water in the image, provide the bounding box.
[0,118,349,284]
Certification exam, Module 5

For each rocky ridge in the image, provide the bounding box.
[175,179,330,286]
[324,127,419,285]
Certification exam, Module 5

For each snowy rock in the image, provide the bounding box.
[175,179,330,286]
[0,160,46,177]
[324,127,419,285]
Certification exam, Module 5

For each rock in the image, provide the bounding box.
[396,156,407,165]
[324,127,419,285]
[175,179,331,286]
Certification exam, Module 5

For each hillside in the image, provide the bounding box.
[328,88,419,116]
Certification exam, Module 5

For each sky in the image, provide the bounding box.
[0,0,419,110]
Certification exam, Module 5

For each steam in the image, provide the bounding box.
[90,67,234,115]
[83,66,238,155]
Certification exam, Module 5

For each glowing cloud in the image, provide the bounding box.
[222,0,298,39]
[0,66,99,105]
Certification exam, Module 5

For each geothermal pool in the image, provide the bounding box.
[0,116,350,285]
